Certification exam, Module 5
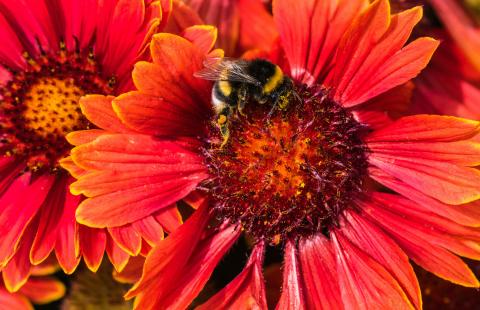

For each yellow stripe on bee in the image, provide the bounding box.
[263,65,284,94]
[218,81,232,96]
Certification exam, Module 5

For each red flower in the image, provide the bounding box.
[67,0,480,308]
[0,262,65,309]
[0,0,174,292]
[407,0,480,119]
[167,0,277,56]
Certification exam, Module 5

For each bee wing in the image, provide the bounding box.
[194,57,261,86]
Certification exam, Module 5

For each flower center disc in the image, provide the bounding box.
[0,49,113,172]
[204,86,368,241]
[22,77,86,138]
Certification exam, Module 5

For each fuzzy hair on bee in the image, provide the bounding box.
[194,57,297,147]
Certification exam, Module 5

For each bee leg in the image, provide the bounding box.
[219,124,230,149]
[216,112,230,148]
[267,98,279,119]
[238,86,248,116]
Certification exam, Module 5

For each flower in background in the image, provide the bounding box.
[0,0,175,292]
[0,262,65,310]
[166,0,277,56]
[67,0,480,308]
[403,0,480,118]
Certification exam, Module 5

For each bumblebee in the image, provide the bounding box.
[194,58,297,147]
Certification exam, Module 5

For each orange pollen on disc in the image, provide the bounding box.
[0,45,114,173]
[202,85,369,242]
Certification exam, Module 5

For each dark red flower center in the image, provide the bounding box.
[203,85,369,242]
[0,44,113,173]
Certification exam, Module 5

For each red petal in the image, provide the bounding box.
[79,95,134,133]
[238,0,278,53]
[331,230,413,309]
[58,157,88,179]
[273,0,367,85]
[368,193,480,260]
[154,206,182,233]
[429,0,480,72]
[341,210,421,309]
[127,204,241,309]
[369,153,480,205]
[71,134,205,172]
[78,226,106,272]
[113,256,145,284]
[182,0,239,55]
[30,178,68,265]
[367,115,480,142]
[54,191,81,274]
[0,174,54,266]
[109,225,142,256]
[298,234,342,309]
[360,197,480,287]
[0,287,32,310]
[65,130,105,146]
[164,0,203,35]
[18,277,65,305]
[370,167,480,227]
[198,242,267,309]
[368,140,480,166]
[96,0,160,83]
[2,217,37,292]
[276,240,306,310]
[345,37,438,105]
[132,33,211,115]
[106,237,130,273]
[71,134,207,227]
[112,91,208,137]
[126,204,211,298]
[352,83,413,130]
[182,25,217,54]
[328,0,438,106]
[133,216,164,246]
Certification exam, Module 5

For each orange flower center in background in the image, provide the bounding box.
[203,86,369,242]
[22,77,86,138]
[0,45,113,173]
